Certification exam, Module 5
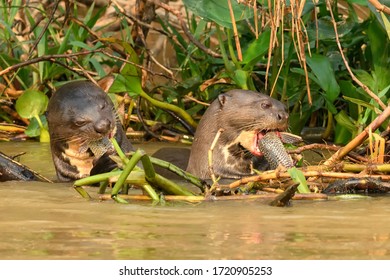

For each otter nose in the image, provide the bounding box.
[277,111,288,122]
[94,119,111,134]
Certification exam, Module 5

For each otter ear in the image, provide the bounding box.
[218,94,229,107]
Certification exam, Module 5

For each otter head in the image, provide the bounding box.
[215,90,288,160]
[47,81,117,145]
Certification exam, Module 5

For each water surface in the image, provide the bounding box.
[1,142,389,260]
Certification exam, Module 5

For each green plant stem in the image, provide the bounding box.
[226,29,240,67]
[216,26,234,73]
[111,149,144,202]
[34,115,44,129]
[73,185,92,199]
[140,153,194,196]
[149,156,206,192]
[74,170,123,186]
[110,137,129,164]
[139,89,197,129]
[98,180,109,194]
[142,184,160,201]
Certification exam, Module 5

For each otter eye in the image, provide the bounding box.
[261,102,271,109]
[100,102,106,110]
[74,120,87,127]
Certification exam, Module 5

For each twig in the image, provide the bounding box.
[227,0,242,61]
[326,0,386,110]
[223,168,390,190]
[368,0,390,15]
[0,50,98,77]
[184,95,210,107]
[323,104,390,166]
[28,0,60,57]
[69,58,99,86]
[208,128,224,184]
[98,192,328,202]
[100,50,175,81]
[152,0,222,58]
[289,143,368,163]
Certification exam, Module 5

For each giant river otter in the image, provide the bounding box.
[47,81,134,182]
[186,89,289,179]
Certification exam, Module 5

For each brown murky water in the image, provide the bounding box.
[1,142,390,260]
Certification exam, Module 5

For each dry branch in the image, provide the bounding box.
[323,104,390,166]
[368,0,390,15]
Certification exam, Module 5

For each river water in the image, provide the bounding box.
[1,142,390,260]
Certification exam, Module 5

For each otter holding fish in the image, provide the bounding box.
[186,89,292,179]
[47,81,134,182]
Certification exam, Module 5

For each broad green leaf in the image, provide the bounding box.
[354,69,376,92]
[308,18,354,41]
[182,0,253,29]
[106,39,143,96]
[367,19,390,91]
[334,110,357,133]
[287,167,310,193]
[334,123,352,145]
[306,54,340,102]
[15,90,49,119]
[242,29,271,67]
[233,69,248,89]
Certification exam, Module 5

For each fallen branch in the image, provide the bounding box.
[98,192,328,202]
[223,167,390,190]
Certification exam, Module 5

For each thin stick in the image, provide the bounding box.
[0,50,98,77]
[368,0,390,15]
[28,0,60,57]
[227,0,242,61]
[208,128,224,184]
[152,0,222,58]
[224,168,390,190]
[98,192,328,202]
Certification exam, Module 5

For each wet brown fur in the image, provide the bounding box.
[47,81,134,182]
[186,89,288,179]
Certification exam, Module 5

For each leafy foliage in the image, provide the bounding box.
[0,0,389,145]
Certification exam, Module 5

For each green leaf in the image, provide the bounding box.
[380,11,390,39]
[233,69,248,89]
[182,0,254,29]
[343,96,382,115]
[334,110,357,133]
[306,54,340,103]
[15,90,49,119]
[367,19,390,91]
[242,29,271,67]
[287,167,310,193]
